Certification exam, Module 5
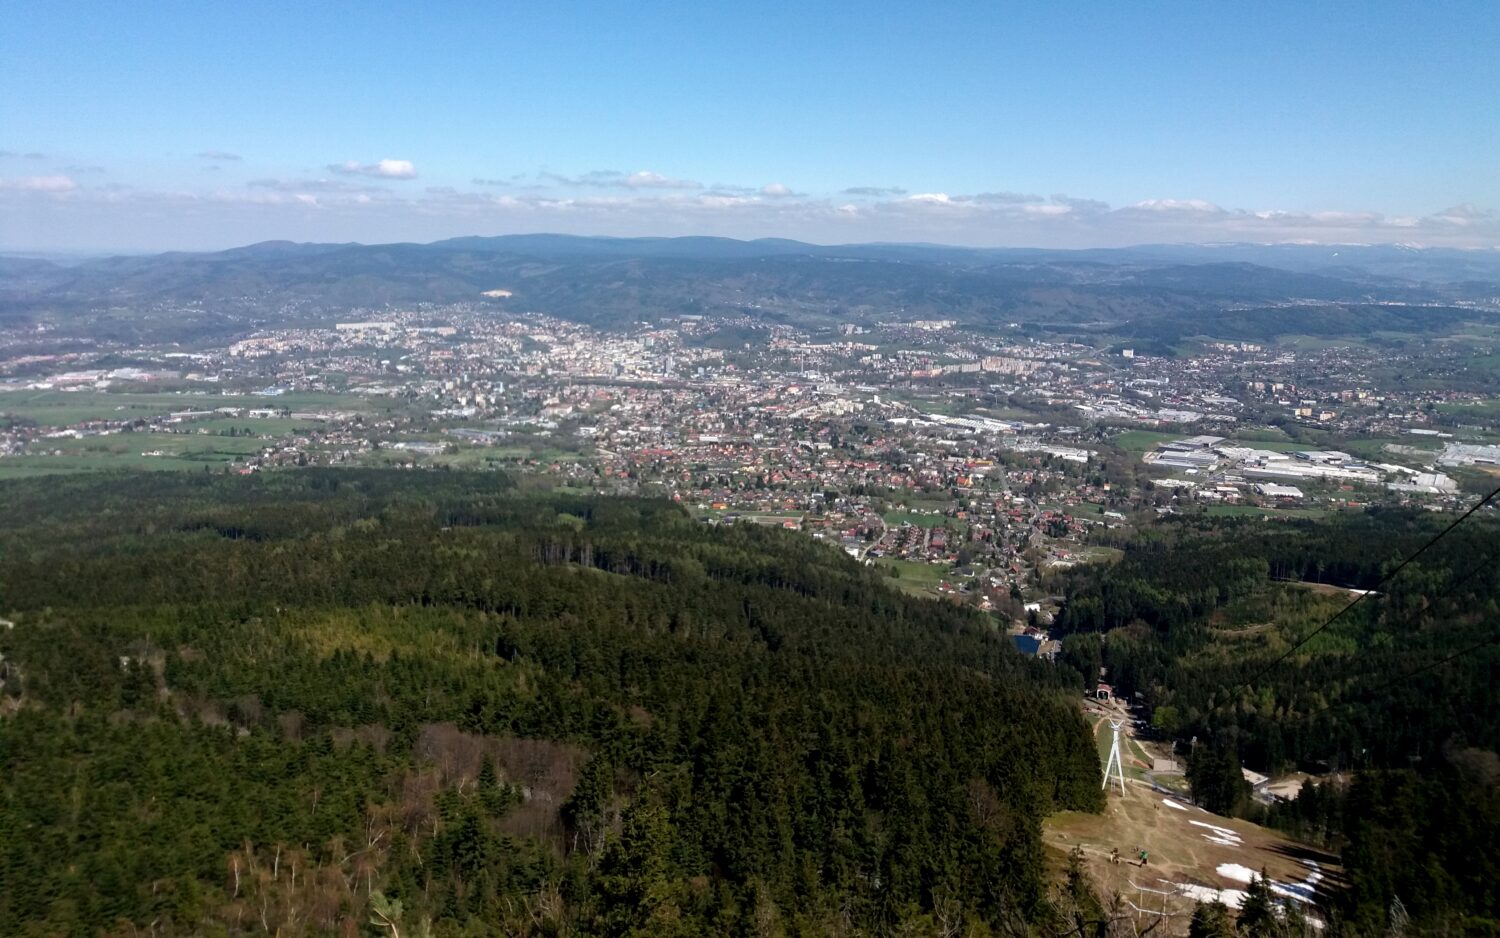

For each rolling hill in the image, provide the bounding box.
[1,235,1497,343]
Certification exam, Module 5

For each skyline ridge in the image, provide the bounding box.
[6,231,1500,265]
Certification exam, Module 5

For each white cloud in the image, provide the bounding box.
[1051,195,1109,216]
[1252,209,1384,227]
[1127,198,1225,214]
[961,191,1040,205]
[534,169,702,190]
[704,185,759,197]
[539,170,622,187]
[329,159,418,179]
[841,186,906,197]
[5,173,1499,252]
[196,150,242,161]
[700,194,757,207]
[0,175,77,192]
[1022,203,1072,216]
[621,170,701,190]
[249,177,389,194]
[1430,203,1496,226]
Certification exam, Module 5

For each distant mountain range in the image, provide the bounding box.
[2,235,1498,343]
[218,234,1500,281]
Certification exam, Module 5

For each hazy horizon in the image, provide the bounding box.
[7,231,1500,266]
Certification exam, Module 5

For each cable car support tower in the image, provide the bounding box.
[1102,719,1128,796]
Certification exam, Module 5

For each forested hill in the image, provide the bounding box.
[1053,509,1500,772]
[1051,509,1500,933]
[5,235,1498,344]
[0,470,1101,937]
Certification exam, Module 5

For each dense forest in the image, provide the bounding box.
[1053,509,1500,933]
[0,470,1103,937]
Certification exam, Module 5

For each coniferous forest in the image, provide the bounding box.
[0,470,1102,937]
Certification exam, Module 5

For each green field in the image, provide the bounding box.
[2,420,589,478]
[0,456,216,478]
[422,440,594,469]
[889,492,956,512]
[1274,334,1378,351]
[1225,438,1310,453]
[36,431,267,458]
[0,389,380,428]
[1340,437,1440,462]
[1111,430,1185,452]
[880,391,965,416]
[882,510,947,528]
[1117,429,1326,455]
[1460,354,1500,375]
[692,506,804,521]
[1042,501,1107,516]
[1204,504,1331,520]
[1114,427,1433,460]
[874,557,954,596]
[1438,397,1500,422]
[0,430,271,478]
[189,417,332,435]
[970,404,1045,421]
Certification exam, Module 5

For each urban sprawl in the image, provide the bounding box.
[4,303,1498,647]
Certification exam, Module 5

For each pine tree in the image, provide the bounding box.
[1237,869,1279,937]
[1189,900,1237,938]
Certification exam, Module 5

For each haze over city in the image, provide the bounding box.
[3,0,1498,252]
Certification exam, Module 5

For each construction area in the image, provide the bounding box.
[1043,700,1340,932]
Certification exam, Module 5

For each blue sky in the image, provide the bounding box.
[3,0,1497,251]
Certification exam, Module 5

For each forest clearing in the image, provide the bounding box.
[1044,715,1341,931]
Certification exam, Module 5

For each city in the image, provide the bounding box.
[5,300,1497,628]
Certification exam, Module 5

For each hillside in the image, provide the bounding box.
[0,470,1102,937]
[2,236,1496,344]
[1044,768,1338,929]
[1050,509,1500,933]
